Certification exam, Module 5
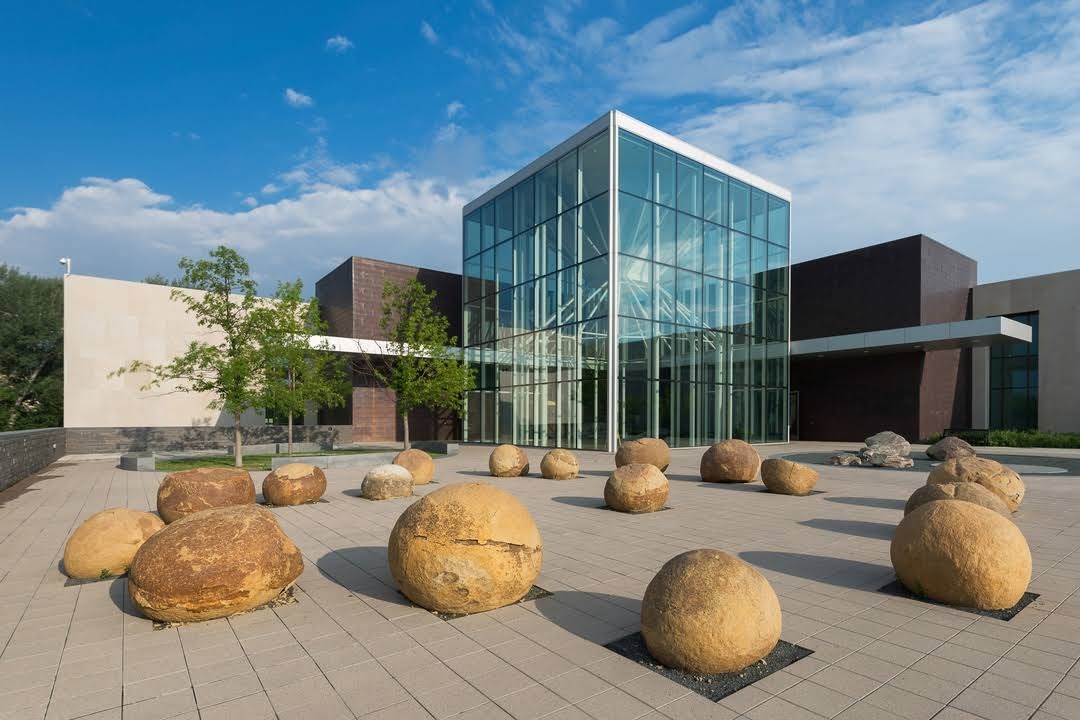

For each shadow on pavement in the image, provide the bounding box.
[824,496,906,511]
[799,518,895,540]
[739,550,894,588]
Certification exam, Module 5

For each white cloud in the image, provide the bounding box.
[283,88,314,108]
[420,20,438,45]
[325,34,353,53]
[446,101,465,119]
[260,182,282,195]
[241,196,258,208]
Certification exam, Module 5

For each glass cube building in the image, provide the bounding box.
[461,111,791,451]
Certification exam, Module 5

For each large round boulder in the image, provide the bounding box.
[361,464,414,500]
[760,459,819,496]
[63,508,164,580]
[128,505,304,622]
[904,482,1010,518]
[700,440,761,483]
[927,457,1025,511]
[641,550,781,674]
[388,483,542,614]
[891,500,1031,610]
[926,436,976,461]
[394,449,434,485]
[157,467,256,524]
[262,463,326,506]
[540,449,579,480]
[604,464,669,513]
[615,438,670,472]
[489,444,530,477]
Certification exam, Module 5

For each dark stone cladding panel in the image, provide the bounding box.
[65,425,352,454]
[0,428,67,492]
[315,258,355,338]
[348,258,463,341]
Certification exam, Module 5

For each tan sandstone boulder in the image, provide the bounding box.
[262,463,326,506]
[394,449,434,485]
[927,457,1025,511]
[388,483,542,614]
[128,505,304,622]
[605,464,669,513]
[641,549,781,673]
[157,467,256,524]
[615,438,670,472]
[760,458,819,496]
[904,482,1010,518]
[700,439,761,483]
[489,444,530,477]
[891,500,1031,610]
[62,508,164,580]
[926,436,976,461]
[540,449,579,480]
[361,464,414,500]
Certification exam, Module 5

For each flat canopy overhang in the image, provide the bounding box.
[790,317,1032,358]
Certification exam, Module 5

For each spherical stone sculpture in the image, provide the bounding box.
[62,508,164,580]
[927,457,1025,511]
[615,438,670,472]
[641,549,781,674]
[262,463,327,506]
[540,449,579,480]
[604,464,669,513]
[388,483,542,615]
[700,439,761,483]
[926,436,976,461]
[157,467,256,524]
[394,448,434,485]
[891,500,1031,610]
[760,458,819,496]
[361,464,414,500]
[489,444,530,477]
[904,482,1010,518]
[128,505,304,622]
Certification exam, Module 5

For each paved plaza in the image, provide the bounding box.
[1,442,1079,720]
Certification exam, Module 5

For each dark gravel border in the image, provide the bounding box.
[604,633,813,702]
[878,579,1039,620]
[757,489,827,496]
[432,585,553,621]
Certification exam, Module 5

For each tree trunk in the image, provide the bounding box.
[233,415,243,468]
[288,410,294,455]
[403,412,410,450]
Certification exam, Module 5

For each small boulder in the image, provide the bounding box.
[760,459,819,496]
[63,508,164,580]
[157,467,256,524]
[891,500,1031,610]
[829,453,863,466]
[865,431,911,458]
[926,436,976,461]
[700,439,761,483]
[904,483,1010,518]
[394,448,434,485]
[388,483,542,614]
[489,444,530,477]
[641,549,781,673]
[128,505,304,622]
[605,464,669,513]
[927,456,1025,511]
[262,463,326,506]
[361,464,414,500]
[540,449,579,480]
[615,438,671,471]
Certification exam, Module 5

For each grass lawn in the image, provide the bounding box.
[157,448,399,472]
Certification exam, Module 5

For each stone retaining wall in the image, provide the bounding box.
[0,428,67,492]
[66,425,352,454]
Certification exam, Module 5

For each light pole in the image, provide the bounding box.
[58,257,72,276]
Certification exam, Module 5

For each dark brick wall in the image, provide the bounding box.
[0,428,66,492]
[350,258,463,341]
[315,258,355,338]
[65,425,351,454]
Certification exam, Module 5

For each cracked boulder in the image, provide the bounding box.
[63,508,164,580]
[761,458,819,495]
[394,448,435,485]
[387,482,543,615]
[157,467,256,523]
[540,449,579,480]
[489,444,530,477]
[904,482,1010,518]
[605,464,669,513]
[927,456,1025,512]
[262,463,326,506]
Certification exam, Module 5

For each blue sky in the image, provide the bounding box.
[1,0,1077,293]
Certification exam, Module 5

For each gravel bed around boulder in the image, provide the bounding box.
[878,579,1038,621]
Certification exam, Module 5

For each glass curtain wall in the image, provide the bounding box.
[616,129,790,446]
[462,131,610,449]
[989,311,1039,430]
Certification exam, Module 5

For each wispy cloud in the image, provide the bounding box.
[283,88,314,108]
[446,101,464,119]
[325,34,353,53]
[420,20,438,45]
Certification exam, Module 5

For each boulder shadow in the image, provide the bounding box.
[551,496,606,508]
[825,496,906,511]
[799,518,895,540]
[530,590,641,645]
[315,547,407,607]
[107,576,146,619]
[739,551,894,588]
[696,481,763,492]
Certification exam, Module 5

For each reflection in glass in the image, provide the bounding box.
[581,194,609,260]
[677,213,703,272]
[751,189,767,239]
[579,132,609,202]
[655,205,676,266]
[654,146,675,208]
[730,181,749,234]
[558,150,577,212]
[465,210,482,258]
[767,196,789,247]
[619,130,652,200]
[482,202,495,249]
[704,223,727,278]
[495,191,514,243]
[515,176,535,235]
[619,193,652,260]
[619,256,652,319]
[580,256,608,320]
[704,169,726,225]
[677,157,703,216]
[536,163,558,223]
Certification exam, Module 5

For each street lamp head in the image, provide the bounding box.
[58,257,71,275]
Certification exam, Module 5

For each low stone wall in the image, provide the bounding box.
[66,425,352,454]
[0,428,67,492]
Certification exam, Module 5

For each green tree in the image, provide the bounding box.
[373,278,474,449]
[0,265,64,430]
[113,246,265,467]
[144,273,198,289]
[256,280,349,454]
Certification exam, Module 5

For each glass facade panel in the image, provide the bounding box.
[989,311,1038,430]
[579,132,609,202]
[618,130,652,200]
[536,163,558,222]
[677,157,703,216]
[619,192,652,260]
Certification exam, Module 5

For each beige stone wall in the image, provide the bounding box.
[63,274,269,428]
[972,268,1080,432]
